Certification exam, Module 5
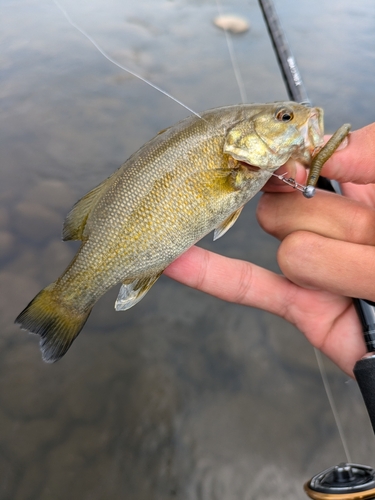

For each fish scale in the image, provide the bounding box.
[15,102,325,362]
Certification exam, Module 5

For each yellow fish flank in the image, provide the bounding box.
[15,102,324,362]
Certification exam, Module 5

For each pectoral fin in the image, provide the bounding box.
[213,207,243,241]
[115,273,162,311]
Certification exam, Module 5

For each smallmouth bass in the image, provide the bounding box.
[16,102,325,362]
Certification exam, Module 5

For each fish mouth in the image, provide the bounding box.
[306,108,325,153]
[237,160,261,172]
[228,154,262,172]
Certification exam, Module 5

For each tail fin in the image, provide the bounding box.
[15,284,92,363]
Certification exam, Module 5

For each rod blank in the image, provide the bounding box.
[258,0,310,106]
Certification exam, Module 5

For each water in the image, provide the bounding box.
[1,0,375,498]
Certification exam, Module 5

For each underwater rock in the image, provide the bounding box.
[0,230,14,260]
[0,271,40,330]
[0,207,9,229]
[0,343,61,418]
[25,179,77,212]
[213,15,249,34]
[14,201,61,242]
[41,239,75,283]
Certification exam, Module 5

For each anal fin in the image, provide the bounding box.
[213,207,243,241]
[115,273,162,311]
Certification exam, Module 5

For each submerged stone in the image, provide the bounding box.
[213,15,249,34]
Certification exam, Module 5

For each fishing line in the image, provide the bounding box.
[51,0,203,120]
[314,348,352,463]
[52,1,352,459]
[215,0,248,104]
[258,0,354,460]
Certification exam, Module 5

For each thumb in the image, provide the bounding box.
[321,123,375,184]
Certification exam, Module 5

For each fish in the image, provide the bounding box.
[15,102,325,362]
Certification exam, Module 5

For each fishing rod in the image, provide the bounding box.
[258,0,375,498]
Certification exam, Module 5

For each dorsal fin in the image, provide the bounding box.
[62,174,115,241]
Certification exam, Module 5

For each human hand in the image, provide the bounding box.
[164,124,375,376]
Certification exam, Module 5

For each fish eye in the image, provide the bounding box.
[276,109,294,122]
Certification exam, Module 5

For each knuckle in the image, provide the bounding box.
[256,193,282,236]
[256,194,272,231]
[277,231,318,284]
[346,205,375,245]
[196,250,210,290]
[233,261,254,304]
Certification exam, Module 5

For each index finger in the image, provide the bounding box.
[164,245,294,314]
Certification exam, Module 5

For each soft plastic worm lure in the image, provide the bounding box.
[306,123,351,193]
[274,123,351,198]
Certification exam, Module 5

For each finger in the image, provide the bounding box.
[340,182,375,206]
[299,297,365,378]
[165,246,366,376]
[165,246,297,316]
[322,123,375,184]
[262,161,307,193]
[265,124,375,192]
[257,189,375,245]
[278,230,375,302]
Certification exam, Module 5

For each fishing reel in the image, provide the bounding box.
[303,350,375,499]
[304,463,375,500]
[302,353,375,499]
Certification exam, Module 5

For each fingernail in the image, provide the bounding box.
[336,134,349,151]
[283,159,296,178]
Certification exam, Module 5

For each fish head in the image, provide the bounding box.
[224,102,324,171]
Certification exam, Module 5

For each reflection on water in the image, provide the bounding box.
[1,0,375,498]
